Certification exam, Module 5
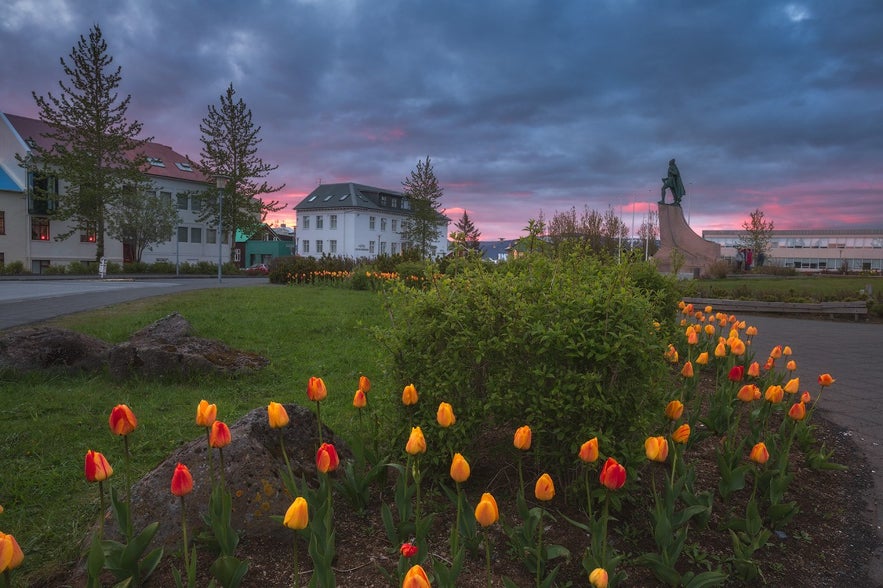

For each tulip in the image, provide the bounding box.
[535,473,555,501]
[714,342,727,358]
[599,457,627,490]
[210,421,232,448]
[267,402,289,428]
[400,542,418,558]
[170,463,193,497]
[784,378,800,394]
[474,492,500,527]
[195,399,217,427]
[684,303,694,314]
[704,305,713,314]
[108,404,137,436]
[764,385,784,404]
[730,338,746,356]
[704,324,715,337]
[589,567,609,588]
[727,328,739,340]
[687,330,698,345]
[436,402,456,428]
[283,497,309,530]
[450,453,471,483]
[358,375,371,393]
[696,351,709,365]
[353,389,367,408]
[0,532,24,572]
[316,443,340,473]
[788,402,806,421]
[801,391,812,404]
[405,426,426,455]
[786,359,797,372]
[747,362,760,377]
[737,384,759,402]
[728,365,744,382]
[665,400,684,421]
[763,356,774,371]
[818,373,835,387]
[746,325,757,336]
[770,345,783,359]
[402,384,419,406]
[402,564,431,588]
[513,425,532,451]
[645,436,669,462]
[665,345,679,363]
[84,450,113,483]
[579,437,600,463]
[681,361,694,378]
[749,442,770,465]
[307,376,327,402]
[672,423,691,444]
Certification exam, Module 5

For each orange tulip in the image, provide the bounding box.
[210,421,232,448]
[579,437,599,463]
[783,345,793,356]
[672,423,691,444]
[284,496,309,530]
[786,360,797,372]
[665,400,684,421]
[195,399,217,428]
[818,373,835,387]
[763,356,775,371]
[436,402,456,428]
[589,567,609,588]
[402,564,431,588]
[680,361,694,378]
[267,402,290,428]
[358,375,371,393]
[784,378,800,394]
[788,402,806,421]
[645,436,669,462]
[535,473,555,501]
[747,362,760,377]
[737,384,759,402]
[307,376,327,402]
[450,453,471,483]
[474,492,499,527]
[696,351,709,365]
[316,443,340,473]
[353,389,367,409]
[764,385,784,404]
[84,450,113,483]
[687,330,698,346]
[405,426,426,455]
[170,463,193,497]
[599,457,627,490]
[108,404,137,436]
[745,325,757,336]
[0,532,24,572]
[770,345,783,359]
[513,425,532,451]
[714,341,727,358]
[665,345,679,363]
[704,305,713,314]
[402,384,419,406]
[801,391,812,404]
[729,338,746,356]
[704,324,715,337]
[749,442,770,465]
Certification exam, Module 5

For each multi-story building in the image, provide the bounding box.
[0,112,229,273]
[294,182,449,259]
[702,228,883,273]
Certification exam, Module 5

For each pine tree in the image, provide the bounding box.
[454,210,481,250]
[197,84,285,248]
[25,25,152,261]
[401,156,446,259]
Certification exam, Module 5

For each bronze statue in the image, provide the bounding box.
[660,158,686,205]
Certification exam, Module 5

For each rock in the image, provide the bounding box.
[0,327,110,373]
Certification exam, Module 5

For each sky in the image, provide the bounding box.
[2,0,882,240]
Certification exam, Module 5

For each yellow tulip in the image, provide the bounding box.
[672,423,691,444]
[436,402,456,428]
[664,400,684,421]
[474,492,499,527]
[450,453,471,483]
[696,351,709,365]
[645,436,669,462]
[714,341,727,358]
[353,389,367,409]
[402,384,419,406]
[747,362,760,377]
[681,361,694,378]
[402,564,431,588]
[589,567,609,588]
[405,427,427,455]
[579,437,599,463]
[784,378,800,394]
[765,385,784,404]
[0,532,24,572]
[534,473,555,501]
[307,376,327,402]
[195,399,217,428]
[749,442,770,465]
[704,324,716,336]
[267,402,290,428]
[513,425,532,451]
[786,360,797,372]
[283,497,309,530]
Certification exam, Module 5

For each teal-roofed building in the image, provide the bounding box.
[233,224,295,268]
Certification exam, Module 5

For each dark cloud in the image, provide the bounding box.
[2,0,882,237]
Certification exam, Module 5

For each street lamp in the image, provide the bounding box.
[215,174,230,284]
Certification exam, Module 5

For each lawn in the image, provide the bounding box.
[682,275,880,303]
[0,285,392,585]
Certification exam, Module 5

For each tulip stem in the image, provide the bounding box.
[315,401,324,446]
[483,528,492,588]
[584,467,593,523]
[219,447,227,489]
[292,535,300,588]
[205,427,216,486]
[453,482,462,556]
[180,495,190,571]
[535,508,544,587]
[98,480,106,538]
[279,431,294,482]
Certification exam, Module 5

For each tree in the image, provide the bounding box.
[401,156,445,259]
[637,210,659,258]
[544,205,627,257]
[453,210,481,251]
[737,208,775,267]
[106,187,178,262]
[516,217,546,255]
[197,84,285,252]
[25,25,152,262]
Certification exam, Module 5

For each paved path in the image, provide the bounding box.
[738,313,883,583]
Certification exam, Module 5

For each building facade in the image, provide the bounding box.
[702,228,883,273]
[294,182,449,259]
[0,112,229,273]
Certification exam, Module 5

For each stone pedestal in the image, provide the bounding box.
[653,203,721,277]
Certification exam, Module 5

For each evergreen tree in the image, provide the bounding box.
[25,25,152,261]
[197,84,285,249]
[454,210,481,250]
[401,156,445,259]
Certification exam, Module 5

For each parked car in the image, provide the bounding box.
[244,263,269,275]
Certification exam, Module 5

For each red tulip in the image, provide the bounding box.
[599,457,627,490]
[210,421,232,448]
[84,450,113,483]
[108,404,137,436]
[170,463,193,497]
[728,366,744,382]
[316,442,340,473]
[307,376,327,402]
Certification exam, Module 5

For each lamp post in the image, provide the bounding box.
[215,174,230,284]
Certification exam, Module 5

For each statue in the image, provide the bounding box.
[660,158,686,206]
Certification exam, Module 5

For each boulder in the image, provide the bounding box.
[0,327,110,373]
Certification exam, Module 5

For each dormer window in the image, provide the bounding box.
[175,162,193,172]
[147,157,165,167]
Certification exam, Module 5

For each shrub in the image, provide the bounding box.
[376,255,670,474]
[0,261,28,275]
[706,259,732,279]
[43,264,67,275]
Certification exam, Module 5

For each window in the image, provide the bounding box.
[0,211,5,235]
[316,240,324,253]
[177,194,189,210]
[369,216,375,230]
[369,240,375,254]
[27,171,58,214]
[31,217,50,241]
[302,216,310,230]
[391,219,398,232]
[160,191,172,206]
[80,223,97,243]
[0,253,4,265]
[330,215,337,230]
[177,226,189,242]
[381,218,387,231]
[380,195,387,206]
[207,229,217,244]
[380,241,387,254]
[391,242,398,254]
[146,157,165,167]
[316,216,324,229]
[175,162,193,172]
[191,195,202,212]
[330,240,337,253]
[190,228,202,243]
[302,240,310,253]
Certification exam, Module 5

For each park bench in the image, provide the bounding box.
[683,297,869,321]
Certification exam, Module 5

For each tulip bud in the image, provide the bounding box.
[0,532,24,571]
[400,542,418,558]
[210,421,232,448]
[513,425,532,451]
[728,365,744,382]
[405,427,426,455]
[672,423,691,444]
[579,437,599,463]
[788,402,806,421]
[436,402,456,428]
[534,473,555,501]
[681,361,694,378]
[307,376,327,402]
[645,436,669,462]
[474,492,500,527]
[403,564,431,588]
[770,345,783,359]
[283,497,309,530]
[737,384,760,402]
[316,443,340,473]
[686,330,698,346]
[196,399,217,428]
[749,442,770,465]
[108,404,137,436]
[747,362,760,377]
[818,373,835,387]
[784,378,800,394]
[696,351,709,365]
[801,391,812,404]
[704,324,716,336]
[714,342,727,358]
[267,402,290,429]
[764,385,784,404]
[170,463,193,497]
[786,359,797,372]
[84,450,113,483]
[665,400,684,421]
[358,375,371,393]
[353,389,367,409]
[589,567,609,588]
[599,457,627,490]
[402,384,419,406]
[450,453,471,483]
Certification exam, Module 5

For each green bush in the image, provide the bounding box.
[376,255,671,474]
[124,261,150,273]
[65,261,94,275]
[269,255,319,284]
[0,261,28,275]
[43,264,67,275]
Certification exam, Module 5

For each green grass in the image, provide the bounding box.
[682,275,881,303]
[0,285,393,584]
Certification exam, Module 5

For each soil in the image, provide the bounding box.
[66,381,880,587]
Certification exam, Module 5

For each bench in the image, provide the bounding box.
[683,297,868,321]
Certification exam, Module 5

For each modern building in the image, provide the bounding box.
[702,228,883,273]
[0,112,229,273]
[234,224,295,268]
[294,182,449,259]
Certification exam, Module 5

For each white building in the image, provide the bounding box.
[294,182,449,259]
[702,228,883,273]
[0,112,229,273]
